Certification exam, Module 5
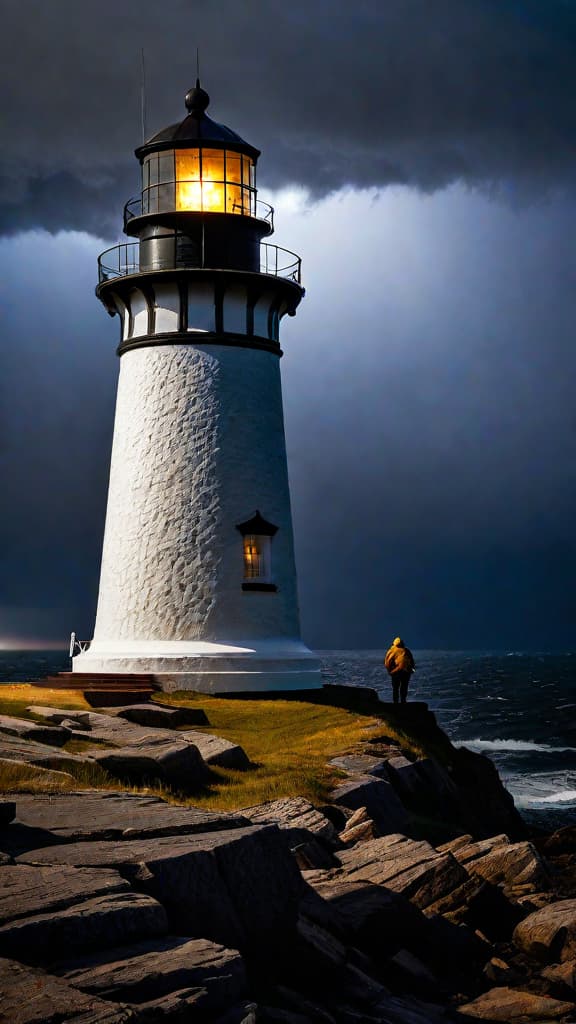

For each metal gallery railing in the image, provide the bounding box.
[97,241,301,285]
[123,186,274,232]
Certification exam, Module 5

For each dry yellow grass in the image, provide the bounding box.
[0,684,426,810]
[0,685,89,720]
[155,691,386,810]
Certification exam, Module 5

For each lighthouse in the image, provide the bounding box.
[73,81,321,692]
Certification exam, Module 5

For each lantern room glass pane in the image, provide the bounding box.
[158,151,175,184]
[226,152,242,183]
[226,183,243,214]
[176,149,201,211]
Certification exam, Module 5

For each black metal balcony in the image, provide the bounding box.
[97,240,301,285]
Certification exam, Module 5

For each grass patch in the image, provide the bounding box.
[0,757,118,794]
[0,685,89,722]
[153,691,391,810]
[0,683,448,811]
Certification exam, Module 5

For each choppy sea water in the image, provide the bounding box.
[319,650,576,832]
[1,648,575,830]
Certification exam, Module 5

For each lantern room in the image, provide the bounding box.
[122,80,274,274]
[140,146,255,217]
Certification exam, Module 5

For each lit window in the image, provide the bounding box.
[243,534,270,580]
[236,511,278,592]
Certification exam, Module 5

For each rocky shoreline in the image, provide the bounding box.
[0,686,574,1022]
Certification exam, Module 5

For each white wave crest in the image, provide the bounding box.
[458,738,576,754]
[516,790,576,806]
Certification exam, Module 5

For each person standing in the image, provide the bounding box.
[384,637,415,704]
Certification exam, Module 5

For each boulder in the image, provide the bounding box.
[57,935,247,1012]
[305,877,430,961]
[513,899,576,963]
[335,834,469,910]
[0,714,71,748]
[16,824,303,950]
[241,797,339,844]
[0,864,130,925]
[463,841,552,894]
[6,790,249,845]
[458,986,575,1020]
[541,960,576,994]
[0,890,168,963]
[331,775,409,834]
[178,730,250,770]
[338,819,375,845]
[110,703,210,728]
[89,736,208,789]
[0,957,135,1023]
[384,756,460,821]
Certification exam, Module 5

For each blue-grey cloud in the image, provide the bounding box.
[2,0,576,234]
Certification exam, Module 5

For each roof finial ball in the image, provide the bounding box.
[185,79,210,117]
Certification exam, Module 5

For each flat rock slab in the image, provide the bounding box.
[331,775,409,834]
[307,877,429,960]
[240,798,339,843]
[16,824,303,950]
[6,791,249,843]
[89,737,208,789]
[0,864,130,925]
[28,705,250,771]
[58,935,247,1009]
[329,754,391,777]
[108,703,210,728]
[0,714,71,748]
[514,899,576,963]
[459,986,576,1020]
[0,890,168,963]
[0,957,135,1023]
[0,734,86,770]
[334,834,469,910]
[464,841,552,893]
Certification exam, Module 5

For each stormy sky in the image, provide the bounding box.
[1,0,575,649]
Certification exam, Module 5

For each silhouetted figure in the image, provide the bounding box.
[384,637,415,704]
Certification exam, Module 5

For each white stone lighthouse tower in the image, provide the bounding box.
[73,81,321,692]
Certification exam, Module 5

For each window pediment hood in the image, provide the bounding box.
[236,511,278,537]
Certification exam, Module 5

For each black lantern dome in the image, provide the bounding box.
[135,80,260,162]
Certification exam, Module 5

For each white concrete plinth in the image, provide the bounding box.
[73,639,322,694]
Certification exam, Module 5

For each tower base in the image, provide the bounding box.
[72,639,322,694]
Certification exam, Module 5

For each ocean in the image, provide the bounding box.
[1,648,574,831]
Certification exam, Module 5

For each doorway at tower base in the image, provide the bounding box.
[72,638,322,694]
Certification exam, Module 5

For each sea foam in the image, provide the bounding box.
[458,738,576,754]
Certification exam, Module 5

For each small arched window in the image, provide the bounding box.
[236,511,278,592]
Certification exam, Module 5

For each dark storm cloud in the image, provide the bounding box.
[2,0,576,234]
